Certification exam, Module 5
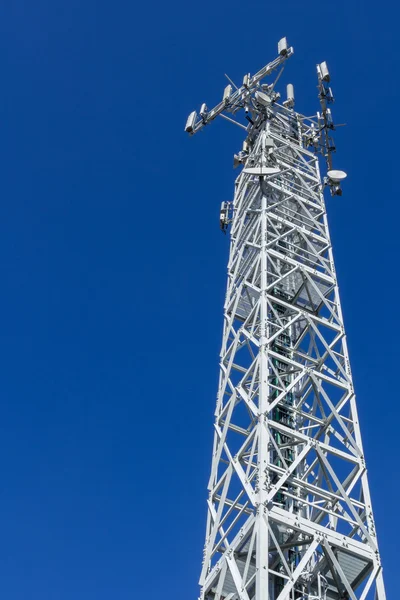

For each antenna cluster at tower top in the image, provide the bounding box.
[185,37,347,196]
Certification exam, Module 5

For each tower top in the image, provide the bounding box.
[185,37,347,195]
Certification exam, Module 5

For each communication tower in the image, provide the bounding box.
[185,38,386,600]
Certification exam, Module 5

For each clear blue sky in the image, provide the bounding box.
[0,1,396,598]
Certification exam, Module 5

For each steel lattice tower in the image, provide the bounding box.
[185,39,386,600]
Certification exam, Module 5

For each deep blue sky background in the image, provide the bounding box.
[0,1,396,598]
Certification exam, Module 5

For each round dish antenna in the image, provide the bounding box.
[327,169,347,183]
[255,91,272,107]
[244,166,280,176]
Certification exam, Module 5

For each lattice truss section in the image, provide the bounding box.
[199,106,385,600]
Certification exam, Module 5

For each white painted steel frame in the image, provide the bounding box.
[187,44,386,600]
